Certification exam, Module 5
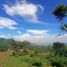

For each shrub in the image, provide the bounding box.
[18,49,29,56]
[49,56,67,67]
[52,42,65,56]
[32,62,42,67]
[30,54,34,57]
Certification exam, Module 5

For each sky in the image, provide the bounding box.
[0,0,67,45]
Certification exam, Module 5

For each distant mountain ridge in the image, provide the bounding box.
[0,38,12,46]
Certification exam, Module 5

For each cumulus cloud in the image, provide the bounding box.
[14,34,67,44]
[0,17,17,29]
[3,0,44,23]
[13,29,67,45]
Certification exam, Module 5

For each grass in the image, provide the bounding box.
[0,53,51,67]
[0,55,30,67]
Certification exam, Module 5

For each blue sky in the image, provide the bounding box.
[0,0,67,44]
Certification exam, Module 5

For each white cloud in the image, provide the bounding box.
[3,3,37,16]
[27,29,48,35]
[0,17,17,29]
[0,34,11,39]
[17,31,22,34]
[3,0,44,23]
[0,35,7,38]
[13,29,67,45]
[13,29,49,44]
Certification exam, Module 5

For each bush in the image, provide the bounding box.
[0,47,9,52]
[12,49,29,56]
[49,56,67,67]
[21,49,28,55]
[52,42,65,56]
[32,62,42,67]
[30,54,34,57]
[51,62,62,67]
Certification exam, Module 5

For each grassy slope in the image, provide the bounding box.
[0,52,51,67]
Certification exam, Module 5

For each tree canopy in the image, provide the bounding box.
[53,4,67,32]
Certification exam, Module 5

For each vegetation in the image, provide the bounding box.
[0,38,67,67]
[52,42,65,56]
[53,4,67,32]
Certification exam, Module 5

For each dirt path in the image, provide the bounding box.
[0,50,14,67]
[0,50,13,56]
[0,50,13,63]
[0,64,3,67]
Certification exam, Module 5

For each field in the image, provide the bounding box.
[0,50,51,67]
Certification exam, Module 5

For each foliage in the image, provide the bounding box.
[18,49,29,56]
[11,40,31,56]
[0,46,9,52]
[60,24,67,32]
[50,42,67,67]
[32,62,42,67]
[53,4,67,32]
[52,42,65,56]
[53,4,67,20]
[49,56,67,67]
[0,38,67,67]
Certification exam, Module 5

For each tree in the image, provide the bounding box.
[11,39,18,50]
[53,42,65,56]
[22,40,31,47]
[53,4,67,32]
[11,40,31,56]
[16,40,31,49]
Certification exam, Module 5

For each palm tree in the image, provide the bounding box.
[53,4,67,32]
